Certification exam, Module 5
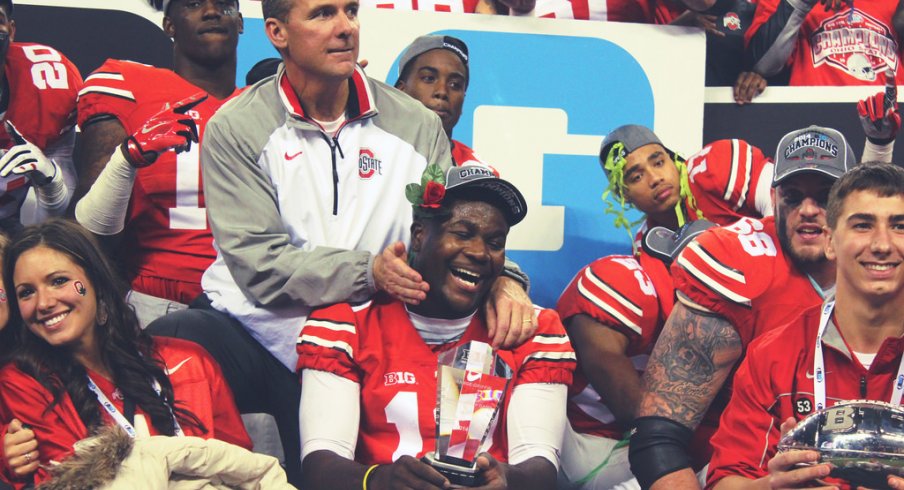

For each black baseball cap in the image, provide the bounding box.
[398,35,469,81]
[444,165,527,226]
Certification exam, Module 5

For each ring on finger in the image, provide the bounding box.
[23,452,32,463]
[522,319,532,324]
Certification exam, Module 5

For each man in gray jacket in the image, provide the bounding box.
[148,0,536,482]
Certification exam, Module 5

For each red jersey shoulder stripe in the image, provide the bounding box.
[576,267,643,335]
[730,139,754,211]
[79,71,135,102]
[523,333,576,365]
[297,318,357,360]
[676,241,752,307]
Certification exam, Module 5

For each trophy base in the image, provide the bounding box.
[422,453,479,487]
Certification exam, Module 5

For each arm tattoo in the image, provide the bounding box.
[637,302,743,429]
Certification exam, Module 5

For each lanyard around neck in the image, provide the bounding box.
[86,376,184,438]
[813,300,904,410]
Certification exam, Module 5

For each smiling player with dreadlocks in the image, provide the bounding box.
[554,126,773,488]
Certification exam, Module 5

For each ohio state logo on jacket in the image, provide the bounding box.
[358,148,383,179]
[811,9,898,82]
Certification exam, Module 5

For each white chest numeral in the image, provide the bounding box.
[726,218,776,257]
[686,147,711,184]
[23,45,68,90]
[611,257,656,296]
[169,145,207,230]
[385,391,423,461]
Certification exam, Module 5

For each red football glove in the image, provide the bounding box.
[122,92,207,168]
[857,70,900,145]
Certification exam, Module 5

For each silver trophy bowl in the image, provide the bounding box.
[778,400,904,489]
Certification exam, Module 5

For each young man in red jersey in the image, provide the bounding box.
[708,163,904,490]
[0,0,81,232]
[630,125,856,490]
[298,164,576,490]
[395,34,483,166]
[73,0,243,325]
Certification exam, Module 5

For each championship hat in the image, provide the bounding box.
[397,35,470,81]
[444,165,527,226]
[773,125,856,187]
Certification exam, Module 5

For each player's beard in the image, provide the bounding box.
[775,210,828,270]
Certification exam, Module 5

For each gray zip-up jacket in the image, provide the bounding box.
[202,64,449,369]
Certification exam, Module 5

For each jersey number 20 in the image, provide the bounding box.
[23,45,68,90]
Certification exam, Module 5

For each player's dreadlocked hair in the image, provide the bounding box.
[601,142,702,251]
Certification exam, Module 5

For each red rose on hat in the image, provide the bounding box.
[422,180,446,208]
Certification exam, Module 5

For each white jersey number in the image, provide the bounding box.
[385,391,423,461]
[726,218,776,257]
[170,145,207,230]
[685,146,711,184]
[611,257,656,296]
[23,45,68,90]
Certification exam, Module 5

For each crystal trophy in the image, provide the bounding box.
[422,340,513,487]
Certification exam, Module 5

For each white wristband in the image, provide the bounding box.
[862,138,895,164]
[34,160,67,211]
[74,146,137,236]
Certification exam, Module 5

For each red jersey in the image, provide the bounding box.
[671,216,822,348]
[297,294,576,465]
[0,43,80,225]
[77,59,241,303]
[0,337,251,488]
[634,138,773,314]
[556,255,662,439]
[451,139,482,166]
[684,139,773,227]
[360,0,479,12]
[746,0,903,86]
[670,216,823,461]
[515,0,647,20]
[706,305,904,488]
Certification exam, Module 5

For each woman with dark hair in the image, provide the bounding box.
[0,219,251,487]
[0,232,36,490]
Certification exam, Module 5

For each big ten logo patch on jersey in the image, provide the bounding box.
[359,148,383,179]
[382,29,659,307]
[811,9,898,82]
[384,371,417,386]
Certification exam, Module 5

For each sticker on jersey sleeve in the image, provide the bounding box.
[795,397,814,415]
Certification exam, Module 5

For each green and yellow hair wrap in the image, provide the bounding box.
[601,144,703,252]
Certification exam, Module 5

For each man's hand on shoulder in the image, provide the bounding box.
[484,275,535,349]
[373,241,429,304]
